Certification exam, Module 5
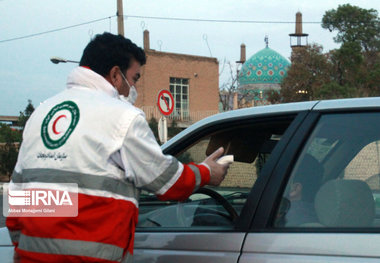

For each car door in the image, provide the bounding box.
[133,103,315,263]
[240,101,380,262]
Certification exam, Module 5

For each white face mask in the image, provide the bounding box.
[126,85,138,105]
[119,70,138,105]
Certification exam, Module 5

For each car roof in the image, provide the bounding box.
[162,97,380,151]
[314,96,380,110]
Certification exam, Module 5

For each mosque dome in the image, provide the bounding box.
[238,47,290,86]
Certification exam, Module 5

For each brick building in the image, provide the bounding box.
[135,30,219,127]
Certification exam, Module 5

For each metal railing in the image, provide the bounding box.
[140,106,219,124]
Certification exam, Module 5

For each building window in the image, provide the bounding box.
[169,77,189,120]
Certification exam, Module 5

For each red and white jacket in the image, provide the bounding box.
[6,67,210,262]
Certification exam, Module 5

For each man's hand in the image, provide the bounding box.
[203,147,231,186]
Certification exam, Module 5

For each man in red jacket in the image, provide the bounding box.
[6,32,230,263]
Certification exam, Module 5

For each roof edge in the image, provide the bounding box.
[145,49,218,63]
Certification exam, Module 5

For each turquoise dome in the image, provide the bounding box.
[239,47,290,85]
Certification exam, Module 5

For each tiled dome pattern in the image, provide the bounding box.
[239,47,290,85]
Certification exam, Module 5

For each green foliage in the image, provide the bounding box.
[168,119,182,138]
[267,90,282,104]
[322,4,380,52]
[0,124,22,143]
[314,82,358,100]
[0,124,20,180]
[272,5,380,104]
[0,100,34,180]
[328,42,364,87]
[322,4,380,98]
[274,44,331,103]
[18,99,35,130]
[366,62,380,96]
[0,142,18,180]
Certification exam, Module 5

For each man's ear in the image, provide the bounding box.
[289,182,303,198]
[294,183,302,194]
[105,66,120,86]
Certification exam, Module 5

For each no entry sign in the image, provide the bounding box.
[157,90,174,116]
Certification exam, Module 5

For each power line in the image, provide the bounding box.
[124,15,321,24]
[0,14,324,44]
[0,16,116,44]
[1,13,376,44]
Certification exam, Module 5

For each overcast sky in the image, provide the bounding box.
[0,0,378,115]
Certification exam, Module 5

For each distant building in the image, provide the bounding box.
[135,30,219,128]
[0,116,21,130]
[237,37,291,107]
[234,11,310,108]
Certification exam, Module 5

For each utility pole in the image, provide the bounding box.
[117,0,125,36]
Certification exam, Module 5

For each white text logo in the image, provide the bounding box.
[3,183,78,217]
[8,189,73,206]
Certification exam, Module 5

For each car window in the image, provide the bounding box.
[274,112,380,228]
[306,137,339,163]
[137,117,294,230]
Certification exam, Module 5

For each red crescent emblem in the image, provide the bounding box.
[52,115,67,135]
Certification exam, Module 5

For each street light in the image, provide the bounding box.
[50,56,79,64]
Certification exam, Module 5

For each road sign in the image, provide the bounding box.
[157,90,174,116]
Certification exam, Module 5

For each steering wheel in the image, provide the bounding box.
[176,187,239,227]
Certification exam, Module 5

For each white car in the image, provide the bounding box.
[2,97,380,262]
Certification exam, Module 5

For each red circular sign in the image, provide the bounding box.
[157,90,174,116]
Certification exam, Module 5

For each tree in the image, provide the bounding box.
[0,100,34,181]
[270,44,332,103]
[18,99,35,129]
[219,62,239,111]
[0,124,21,143]
[314,82,357,100]
[322,5,380,97]
[322,4,380,52]
[270,5,380,104]
[366,60,380,96]
[219,61,258,110]
[0,124,19,181]
[328,42,363,87]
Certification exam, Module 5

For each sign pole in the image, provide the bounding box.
[158,116,168,144]
[163,116,167,143]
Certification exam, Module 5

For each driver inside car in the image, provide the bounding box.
[284,154,324,226]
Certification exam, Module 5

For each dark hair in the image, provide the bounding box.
[79,32,146,76]
[293,154,324,202]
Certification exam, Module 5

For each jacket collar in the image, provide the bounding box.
[66,66,119,98]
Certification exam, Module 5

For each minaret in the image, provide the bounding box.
[236,43,246,88]
[143,30,150,50]
[289,12,308,49]
[236,43,246,64]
